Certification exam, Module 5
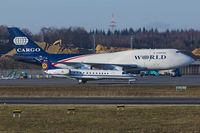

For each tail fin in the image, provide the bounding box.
[7,27,47,56]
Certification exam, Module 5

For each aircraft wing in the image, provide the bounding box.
[56,62,139,71]
[88,63,138,69]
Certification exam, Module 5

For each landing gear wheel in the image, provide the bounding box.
[78,79,87,84]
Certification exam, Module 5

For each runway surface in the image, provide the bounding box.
[0,75,199,105]
[0,75,200,85]
[1,97,200,104]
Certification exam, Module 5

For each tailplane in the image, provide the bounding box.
[42,59,70,76]
[7,27,48,56]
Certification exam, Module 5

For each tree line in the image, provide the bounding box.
[91,28,200,50]
[0,25,200,54]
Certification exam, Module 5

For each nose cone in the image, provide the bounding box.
[189,56,195,64]
[182,54,195,66]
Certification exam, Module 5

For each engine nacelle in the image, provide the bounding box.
[81,64,92,69]
[44,69,70,75]
[112,66,123,71]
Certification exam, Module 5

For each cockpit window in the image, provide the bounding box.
[176,51,181,53]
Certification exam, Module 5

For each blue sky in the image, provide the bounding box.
[1,0,200,33]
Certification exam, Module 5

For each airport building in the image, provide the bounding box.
[180,60,200,75]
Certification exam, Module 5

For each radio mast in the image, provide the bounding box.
[109,13,116,33]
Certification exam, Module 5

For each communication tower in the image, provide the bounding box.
[109,13,116,33]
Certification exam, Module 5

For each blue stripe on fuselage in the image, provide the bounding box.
[47,53,87,62]
[13,53,89,64]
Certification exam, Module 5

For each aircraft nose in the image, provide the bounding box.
[184,55,195,65]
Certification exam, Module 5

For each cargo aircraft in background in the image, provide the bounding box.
[8,27,195,83]
[8,27,85,65]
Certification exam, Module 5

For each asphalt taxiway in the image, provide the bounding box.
[1,97,200,104]
[0,75,200,105]
[0,75,199,86]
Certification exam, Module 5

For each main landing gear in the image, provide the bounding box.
[78,79,87,84]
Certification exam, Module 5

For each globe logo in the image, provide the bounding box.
[42,63,48,69]
[142,55,149,59]
[13,37,29,45]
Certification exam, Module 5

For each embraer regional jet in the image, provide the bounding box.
[8,27,195,83]
[42,60,136,83]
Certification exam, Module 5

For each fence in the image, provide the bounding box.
[0,69,51,79]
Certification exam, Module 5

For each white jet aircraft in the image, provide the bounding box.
[42,60,136,83]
